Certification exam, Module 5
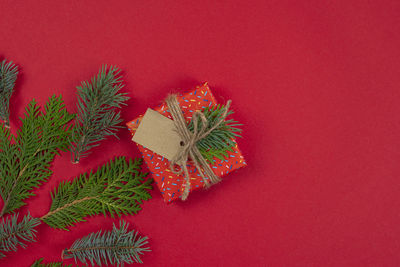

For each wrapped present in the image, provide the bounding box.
[126,82,246,203]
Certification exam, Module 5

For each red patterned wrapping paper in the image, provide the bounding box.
[126,83,246,202]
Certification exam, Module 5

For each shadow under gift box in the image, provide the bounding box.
[126,82,246,203]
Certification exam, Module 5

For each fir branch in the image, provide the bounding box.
[188,103,242,163]
[0,96,75,216]
[0,213,41,258]
[0,59,18,128]
[63,220,150,266]
[31,258,71,267]
[41,157,152,230]
[70,65,129,163]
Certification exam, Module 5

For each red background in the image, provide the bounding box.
[1,1,399,266]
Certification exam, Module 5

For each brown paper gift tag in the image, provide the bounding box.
[132,108,182,161]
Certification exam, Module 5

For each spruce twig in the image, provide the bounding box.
[0,213,41,259]
[0,96,75,216]
[41,157,153,230]
[63,220,150,266]
[70,65,129,164]
[0,59,18,128]
[188,103,242,163]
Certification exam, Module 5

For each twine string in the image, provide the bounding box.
[165,94,231,200]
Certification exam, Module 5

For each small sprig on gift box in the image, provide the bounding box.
[0,59,18,128]
[188,103,242,163]
[70,65,129,163]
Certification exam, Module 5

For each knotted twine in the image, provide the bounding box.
[165,94,232,200]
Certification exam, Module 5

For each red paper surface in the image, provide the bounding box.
[0,1,400,266]
[127,83,246,203]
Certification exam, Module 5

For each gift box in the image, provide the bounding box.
[126,82,246,202]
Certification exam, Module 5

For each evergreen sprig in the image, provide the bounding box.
[41,157,152,230]
[0,59,18,128]
[0,213,41,258]
[31,258,71,267]
[70,65,129,163]
[63,220,150,266]
[188,103,242,163]
[0,96,75,216]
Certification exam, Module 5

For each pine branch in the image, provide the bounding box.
[41,157,152,230]
[0,59,18,128]
[188,103,242,163]
[0,96,75,216]
[31,258,71,267]
[70,65,129,163]
[0,213,41,258]
[63,220,150,266]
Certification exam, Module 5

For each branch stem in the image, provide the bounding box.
[0,164,29,217]
[40,196,95,220]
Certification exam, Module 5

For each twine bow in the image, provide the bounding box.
[165,94,232,200]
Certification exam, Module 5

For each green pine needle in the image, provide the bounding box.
[70,65,129,163]
[31,258,71,267]
[188,103,242,163]
[0,95,75,216]
[0,59,18,128]
[0,213,41,259]
[63,220,150,266]
[41,157,153,230]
